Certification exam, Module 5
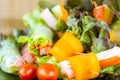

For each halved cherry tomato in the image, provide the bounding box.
[37,63,58,80]
[19,64,37,80]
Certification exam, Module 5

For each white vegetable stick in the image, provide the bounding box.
[40,8,57,30]
[97,46,120,60]
[60,60,75,79]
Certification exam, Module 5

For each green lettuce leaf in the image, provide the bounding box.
[91,37,116,53]
[110,18,120,30]
[18,36,29,43]
[56,20,68,33]
[92,64,120,80]
[66,15,116,53]
[104,0,120,18]
[100,64,120,75]
[65,0,94,11]
[0,69,20,80]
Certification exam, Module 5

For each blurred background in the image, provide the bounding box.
[0,0,39,34]
[0,0,120,44]
[0,0,64,34]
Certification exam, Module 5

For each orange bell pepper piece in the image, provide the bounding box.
[87,52,100,79]
[49,31,83,61]
[68,54,90,80]
[59,2,68,22]
[68,52,100,80]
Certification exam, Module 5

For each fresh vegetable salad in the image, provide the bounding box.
[0,0,120,80]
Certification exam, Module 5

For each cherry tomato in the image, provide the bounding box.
[37,63,58,80]
[19,64,37,80]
